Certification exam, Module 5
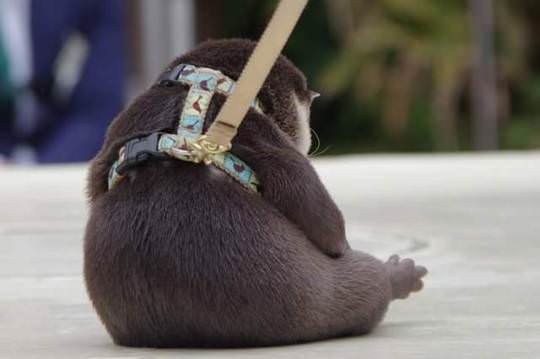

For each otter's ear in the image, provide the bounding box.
[310,91,321,101]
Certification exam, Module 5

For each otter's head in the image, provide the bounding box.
[170,39,317,154]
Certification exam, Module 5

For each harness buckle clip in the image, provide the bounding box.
[116,133,166,175]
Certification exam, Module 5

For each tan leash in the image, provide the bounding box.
[194,0,309,158]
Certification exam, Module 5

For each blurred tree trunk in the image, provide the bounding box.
[433,77,460,151]
[383,55,421,139]
[469,0,498,150]
[196,0,224,42]
[125,0,144,78]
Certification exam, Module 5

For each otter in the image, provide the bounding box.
[84,39,428,348]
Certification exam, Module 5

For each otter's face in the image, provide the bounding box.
[259,66,316,156]
[292,92,317,155]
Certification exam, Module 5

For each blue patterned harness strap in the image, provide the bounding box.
[108,64,262,192]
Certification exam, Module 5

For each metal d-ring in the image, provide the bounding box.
[168,146,194,162]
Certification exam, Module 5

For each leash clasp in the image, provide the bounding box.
[188,135,231,165]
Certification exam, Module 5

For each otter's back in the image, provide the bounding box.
[84,162,324,347]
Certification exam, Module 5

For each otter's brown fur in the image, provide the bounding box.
[84,39,427,348]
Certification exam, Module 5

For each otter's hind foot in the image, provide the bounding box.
[385,255,428,300]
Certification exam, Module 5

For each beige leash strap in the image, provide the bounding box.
[204,0,309,149]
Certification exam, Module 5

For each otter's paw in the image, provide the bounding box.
[385,255,428,300]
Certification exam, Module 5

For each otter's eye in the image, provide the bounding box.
[310,91,321,101]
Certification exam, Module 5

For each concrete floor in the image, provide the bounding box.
[1,152,539,358]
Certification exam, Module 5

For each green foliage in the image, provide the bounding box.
[222,0,540,153]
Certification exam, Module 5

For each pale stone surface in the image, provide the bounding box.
[1,152,539,358]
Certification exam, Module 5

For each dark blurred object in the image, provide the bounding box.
[0,12,15,157]
[0,0,126,163]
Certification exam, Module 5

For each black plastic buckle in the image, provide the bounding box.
[157,64,186,87]
[116,133,167,175]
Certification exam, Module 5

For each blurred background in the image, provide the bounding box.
[1,0,539,164]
